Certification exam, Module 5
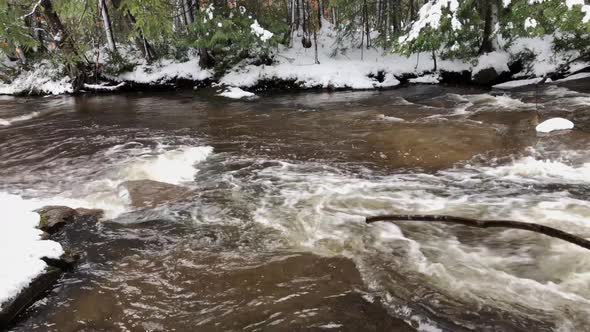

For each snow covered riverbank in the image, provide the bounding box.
[0,194,63,312]
[0,29,588,96]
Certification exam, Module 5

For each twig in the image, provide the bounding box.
[21,0,43,19]
[366,214,590,251]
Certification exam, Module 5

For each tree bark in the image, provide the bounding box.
[40,0,85,91]
[183,0,194,24]
[112,0,155,61]
[98,0,117,54]
[366,214,590,251]
[478,0,495,54]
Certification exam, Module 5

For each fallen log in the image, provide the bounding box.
[366,214,590,251]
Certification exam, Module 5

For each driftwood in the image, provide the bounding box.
[366,214,590,251]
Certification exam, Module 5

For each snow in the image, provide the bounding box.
[536,118,574,133]
[400,0,460,43]
[524,17,538,29]
[409,74,440,84]
[218,87,256,99]
[0,193,64,310]
[555,72,590,82]
[492,77,551,89]
[472,51,510,75]
[250,20,274,42]
[83,82,126,91]
[113,57,213,84]
[566,0,590,22]
[0,62,72,95]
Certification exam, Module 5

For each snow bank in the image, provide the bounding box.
[113,57,213,84]
[0,62,72,95]
[0,193,63,309]
[217,87,256,99]
[472,51,510,75]
[83,82,126,91]
[536,118,574,133]
[409,74,440,84]
[555,72,590,82]
[492,77,551,89]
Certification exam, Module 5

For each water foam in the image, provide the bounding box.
[246,155,590,329]
[0,111,42,126]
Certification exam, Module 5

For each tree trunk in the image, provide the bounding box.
[331,7,337,26]
[40,0,85,91]
[298,0,305,32]
[98,0,117,54]
[317,0,324,28]
[364,0,370,49]
[478,0,495,54]
[183,0,194,24]
[112,0,155,61]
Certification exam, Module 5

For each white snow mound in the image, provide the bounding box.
[218,87,256,99]
[536,118,574,133]
[0,193,64,309]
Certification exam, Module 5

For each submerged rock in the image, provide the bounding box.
[118,180,192,208]
[36,206,103,233]
[36,206,77,233]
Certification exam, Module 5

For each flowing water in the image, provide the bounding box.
[1,82,590,331]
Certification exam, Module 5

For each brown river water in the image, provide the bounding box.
[1,81,590,331]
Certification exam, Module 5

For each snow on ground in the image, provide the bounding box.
[0,193,63,310]
[217,86,256,99]
[409,74,440,84]
[492,77,551,89]
[111,57,213,84]
[83,82,126,91]
[555,72,590,82]
[0,62,72,95]
[536,118,574,133]
[221,25,464,89]
[472,51,510,75]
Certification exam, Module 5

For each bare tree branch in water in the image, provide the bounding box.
[366,215,590,251]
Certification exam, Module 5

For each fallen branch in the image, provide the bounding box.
[366,214,590,251]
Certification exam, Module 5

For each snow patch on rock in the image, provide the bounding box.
[492,77,550,89]
[218,87,256,99]
[536,118,574,133]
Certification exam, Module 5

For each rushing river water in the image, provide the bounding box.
[1,82,590,331]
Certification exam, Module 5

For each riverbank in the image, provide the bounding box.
[1,31,588,97]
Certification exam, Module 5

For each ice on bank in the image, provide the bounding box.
[0,193,63,309]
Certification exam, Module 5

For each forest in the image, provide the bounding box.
[0,0,590,93]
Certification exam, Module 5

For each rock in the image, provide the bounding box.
[36,206,103,233]
[35,206,77,233]
[41,251,81,271]
[75,208,104,221]
[118,180,193,208]
[0,267,62,328]
[472,67,512,86]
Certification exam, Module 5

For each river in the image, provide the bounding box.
[1,82,590,331]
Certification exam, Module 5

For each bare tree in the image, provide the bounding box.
[98,0,117,54]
